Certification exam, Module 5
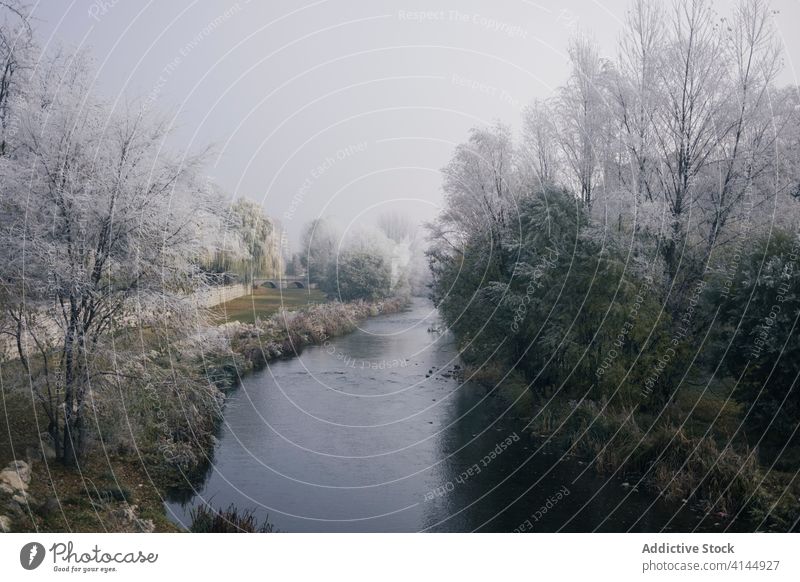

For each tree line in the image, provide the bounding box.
[429,0,800,472]
[299,214,429,301]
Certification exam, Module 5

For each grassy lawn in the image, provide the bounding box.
[213,287,327,324]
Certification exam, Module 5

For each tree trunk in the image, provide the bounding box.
[62,413,82,468]
[47,419,61,460]
[60,300,82,467]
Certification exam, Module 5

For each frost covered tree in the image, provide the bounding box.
[700,0,783,257]
[440,122,518,254]
[648,0,725,282]
[609,0,664,208]
[555,35,610,209]
[301,217,339,286]
[325,251,392,302]
[377,212,416,244]
[203,197,283,283]
[521,99,559,189]
[377,212,429,297]
[0,0,32,156]
[0,51,211,466]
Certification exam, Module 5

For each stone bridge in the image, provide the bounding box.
[257,276,309,289]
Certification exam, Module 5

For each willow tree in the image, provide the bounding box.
[206,198,282,283]
[231,199,282,279]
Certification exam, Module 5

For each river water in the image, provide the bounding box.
[166,298,743,532]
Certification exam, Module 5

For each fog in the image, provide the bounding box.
[30,0,800,248]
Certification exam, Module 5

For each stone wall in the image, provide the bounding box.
[193,283,252,308]
[0,284,253,359]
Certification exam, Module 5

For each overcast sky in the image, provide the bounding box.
[27,0,800,248]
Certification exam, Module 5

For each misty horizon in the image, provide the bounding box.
[24,0,800,250]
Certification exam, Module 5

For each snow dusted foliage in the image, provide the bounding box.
[199,194,284,284]
[439,122,521,247]
[521,99,559,190]
[0,0,33,158]
[300,213,426,300]
[0,49,214,465]
[6,50,211,313]
[301,217,340,285]
[433,0,796,298]
[554,35,611,210]
[325,225,397,301]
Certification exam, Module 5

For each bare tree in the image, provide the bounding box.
[611,0,665,206]
[701,0,782,257]
[773,86,800,203]
[648,0,725,282]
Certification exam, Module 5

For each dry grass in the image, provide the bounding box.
[213,287,327,324]
[225,298,408,372]
[189,504,277,533]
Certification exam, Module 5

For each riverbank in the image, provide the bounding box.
[461,363,800,532]
[166,298,736,532]
[0,296,408,532]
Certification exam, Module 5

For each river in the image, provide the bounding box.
[166,298,746,532]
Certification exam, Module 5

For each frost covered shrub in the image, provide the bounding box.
[227,298,406,370]
[324,251,392,301]
[91,349,224,476]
